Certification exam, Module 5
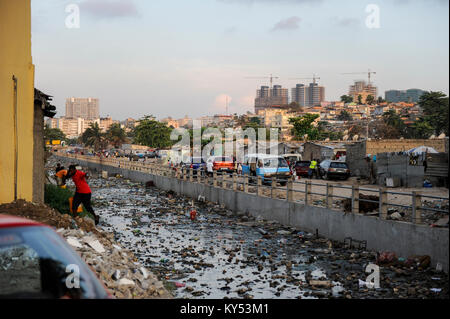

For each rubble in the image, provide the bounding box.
[57,227,171,299]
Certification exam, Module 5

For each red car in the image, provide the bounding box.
[294,161,311,177]
[206,156,235,175]
[0,215,110,299]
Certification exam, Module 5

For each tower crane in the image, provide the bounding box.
[245,74,280,88]
[341,69,377,84]
[288,74,321,84]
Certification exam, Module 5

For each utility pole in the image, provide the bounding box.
[226,96,228,116]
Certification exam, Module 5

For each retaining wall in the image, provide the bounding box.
[56,155,449,272]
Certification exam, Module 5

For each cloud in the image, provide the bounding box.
[393,0,448,5]
[224,26,238,34]
[332,17,360,28]
[271,16,301,32]
[80,0,139,19]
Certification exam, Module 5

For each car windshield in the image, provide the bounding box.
[296,161,310,167]
[330,162,348,169]
[0,226,108,299]
[263,158,289,168]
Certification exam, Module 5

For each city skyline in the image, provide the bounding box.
[32,0,449,120]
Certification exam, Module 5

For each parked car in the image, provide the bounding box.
[183,157,206,175]
[319,160,350,180]
[282,154,302,167]
[294,160,311,177]
[0,215,110,299]
[206,156,235,175]
[241,154,291,186]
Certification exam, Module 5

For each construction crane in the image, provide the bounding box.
[245,74,280,88]
[341,69,377,84]
[288,74,321,84]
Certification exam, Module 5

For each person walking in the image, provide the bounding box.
[366,156,376,184]
[55,163,63,173]
[66,165,100,225]
[55,167,68,189]
[309,159,318,179]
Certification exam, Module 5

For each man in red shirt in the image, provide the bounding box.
[67,165,100,225]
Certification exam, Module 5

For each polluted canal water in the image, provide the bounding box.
[88,175,448,299]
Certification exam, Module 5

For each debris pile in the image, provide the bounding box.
[56,228,171,299]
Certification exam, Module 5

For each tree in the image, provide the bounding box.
[377,96,385,104]
[81,122,107,151]
[382,110,406,135]
[357,95,363,105]
[366,95,375,105]
[418,91,449,136]
[66,137,80,146]
[407,119,435,139]
[105,123,127,148]
[340,95,353,104]
[134,116,173,148]
[44,125,66,141]
[373,122,402,139]
[289,114,320,140]
[337,110,353,121]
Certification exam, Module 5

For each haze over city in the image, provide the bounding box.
[32,0,449,120]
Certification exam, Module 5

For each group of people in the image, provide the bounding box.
[54,163,100,225]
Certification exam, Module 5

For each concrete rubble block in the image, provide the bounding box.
[83,236,106,253]
[66,237,83,248]
[118,278,135,287]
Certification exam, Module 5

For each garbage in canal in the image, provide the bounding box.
[48,157,449,299]
[175,282,186,288]
[190,210,197,221]
[377,251,398,265]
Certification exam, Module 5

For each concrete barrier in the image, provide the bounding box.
[56,155,449,272]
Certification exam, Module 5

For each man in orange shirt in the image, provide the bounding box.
[55,167,68,188]
[67,165,100,225]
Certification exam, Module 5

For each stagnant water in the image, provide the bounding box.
[89,177,447,299]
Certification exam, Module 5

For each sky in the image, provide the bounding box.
[31,0,449,121]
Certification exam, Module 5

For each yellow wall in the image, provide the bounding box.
[0,0,35,203]
[366,139,446,155]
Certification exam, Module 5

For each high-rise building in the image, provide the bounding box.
[255,85,289,112]
[385,89,426,103]
[46,117,101,139]
[291,83,325,107]
[349,81,378,104]
[65,97,99,120]
[99,117,119,132]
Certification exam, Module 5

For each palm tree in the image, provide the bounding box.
[106,123,127,148]
[357,95,363,105]
[81,122,106,151]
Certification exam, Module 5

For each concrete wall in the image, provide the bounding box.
[57,155,449,272]
[346,141,369,178]
[0,0,36,204]
[366,139,446,155]
[376,153,425,187]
